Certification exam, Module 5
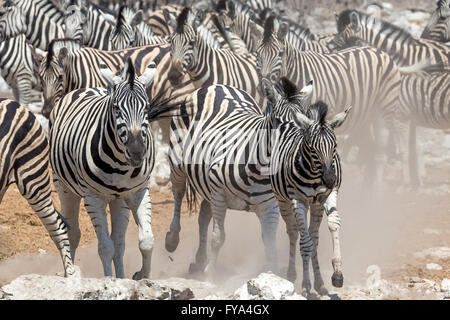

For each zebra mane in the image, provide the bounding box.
[306,101,328,125]
[114,5,128,35]
[211,14,235,52]
[215,0,227,12]
[176,7,191,33]
[262,15,276,44]
[278,77,299,101]
[46,38,81,68]
[337,10,415,44]
[125,58,135,90]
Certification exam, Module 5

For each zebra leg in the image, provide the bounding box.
[322,190,343,288]
[408,121,421,187]
[294,198,313,295]
[257,201,280,274]
[393,119,411,185]
[17,176,75,277]
[309,204,328,296]
[165,171,186,252]
[126,188,154,280]
[54,180,81,263]
[278,199,299,283]
[84,195,114,277]
[204,193,227,277]
[189,200,212,274]
[109,199,130,279]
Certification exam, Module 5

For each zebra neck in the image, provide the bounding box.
[188,36,211,83]
[360,19,416,64]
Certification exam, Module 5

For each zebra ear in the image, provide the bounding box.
[250,21,263,41]
[226,0,235,19]
[261,78,279,105]
[131,10,143,27]
[299,79,313,98]
[293,112,313,130]
[32,47,47,65]
[193,10,206,31]
[58,48,68,68]
[350,11,360,27]
[138,61,157,88]
[328,106,352,129]
[277,22,289,41]
[163,9,177,30]
[100,61,121,88]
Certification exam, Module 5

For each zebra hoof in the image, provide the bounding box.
[165,231,180,253]
[188,262,205,275]
[132,271,143,280]
[331,272,344,288]
[315,284,329,296]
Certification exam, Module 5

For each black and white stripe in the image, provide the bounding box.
[0,35,41,105]
[0,0,65,50]
[334,10,450,68]
[0,98,74,277]
[49,59,160,279]
[421,0,450,43]
[166,8,262,106]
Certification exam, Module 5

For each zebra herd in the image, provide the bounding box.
[0,0,448,297]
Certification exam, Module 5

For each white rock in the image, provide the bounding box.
[441,279,450,293]
[414,247,450,260]
[0,274,221,300]
[426,263,443,271]
[246,272,295,300]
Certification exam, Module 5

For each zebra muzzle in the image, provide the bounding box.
[126,132,146,168]
[322,167,336,189]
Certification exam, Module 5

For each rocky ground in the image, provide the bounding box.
[0,0,449,300]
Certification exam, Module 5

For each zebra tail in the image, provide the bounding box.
[398,59,445,75]
[147,90,191,122]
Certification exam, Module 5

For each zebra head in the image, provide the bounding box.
[261,77,313,122]
[422,0,450,39]
[0,0,26,42]
[64,5,88,42]
[100,58,157,168]
[255,15,288,86]
[293,102,352,189]
[109,5,143,50]
[332,10,363,50]
[38,39,81,119]
[214,0,236,32]
[166,7,203,86]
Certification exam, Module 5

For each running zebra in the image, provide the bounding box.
[397,71,450,186]
[333,10,450,68]
[49,59,163,279]
[166,8,263,106]
[0,35,41,105]
[421,0,450,43]
[0,98,75,277]
[0,0,65,50]
[166,78,349,294]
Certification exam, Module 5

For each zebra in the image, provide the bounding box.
[264,79,351,295]
[166,78,349,295]
[0,98,75,277]
[0,0,65,50]
[166,8,263,106]
[396,71,450,186]
[421,0,450,43]
[333,10,450,68]
[255,16,403,180]
[36,39,195,142]
[146,4,183,36]
[63,2,118,50]
[49,58,165,279]
[0,35,42,105]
